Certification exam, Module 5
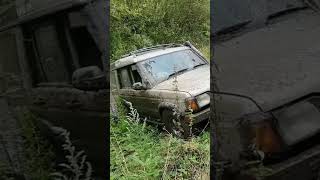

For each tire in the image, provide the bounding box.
[161,109,191,139]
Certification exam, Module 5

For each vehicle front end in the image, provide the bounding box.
[218,96,320,180]
[184,92,211,125]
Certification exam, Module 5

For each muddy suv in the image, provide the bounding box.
[0,0,106,177]
[111,42,210,137]
[212,1,320,179]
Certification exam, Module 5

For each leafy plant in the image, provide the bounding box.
[110,0,210,61]
[111,100,209,179]
[51,128,92,180]
[19,110,55,180]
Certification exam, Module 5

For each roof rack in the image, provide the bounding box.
[120,43,185,58]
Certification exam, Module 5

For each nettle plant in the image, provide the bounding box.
[126,101,147,130]
[51,128,92,180]
[171,65,195,137]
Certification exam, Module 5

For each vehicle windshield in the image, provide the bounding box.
[138,49,206,85]
[214,0,305,35]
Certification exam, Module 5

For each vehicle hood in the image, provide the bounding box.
[152,65,210,96]
[214,10,320,112]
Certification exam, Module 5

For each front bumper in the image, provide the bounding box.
[238,144,320,180]
[185,107,210,124]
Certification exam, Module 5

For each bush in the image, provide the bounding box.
[110,100,209,179]
[110,0,210,61]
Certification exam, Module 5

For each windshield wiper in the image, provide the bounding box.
[267,7,306,23]
[193,63,206,69]
[167,68,190,80]
[215,21,251,36]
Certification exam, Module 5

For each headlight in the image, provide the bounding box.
[238,112,284,158]
[185,93,210,113]
[195,93,210,109]
[185,97,200,112]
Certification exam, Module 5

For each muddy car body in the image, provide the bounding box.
[213,1,320,179]
[111,42,210,137]
[0,0,106,177]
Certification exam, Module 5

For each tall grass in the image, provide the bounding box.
[19,110,55,180]
[110,0,210,61]
[110,100,209,179]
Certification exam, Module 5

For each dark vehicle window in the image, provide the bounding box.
[0,31,21,93]
[0,31,20,75]
[130,65,142,83]
[118,67,132,89]
[33,24,70,83]
[139,50,205,84]
[70,27,102,69]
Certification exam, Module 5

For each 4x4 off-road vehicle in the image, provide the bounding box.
[212,0,320,179]
[111,42,210,138]
[0,0,107,177]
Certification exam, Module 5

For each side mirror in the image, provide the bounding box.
[132,82,146,90]
[72,66,107,90]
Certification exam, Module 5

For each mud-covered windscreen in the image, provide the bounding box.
[138,50,206,85]
[213,0,305,33]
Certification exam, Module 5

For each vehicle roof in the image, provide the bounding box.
[111,46,190,70]
[16,0,89,20]
[0,0,89,32]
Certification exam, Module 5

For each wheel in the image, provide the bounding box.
[161,109,191,139]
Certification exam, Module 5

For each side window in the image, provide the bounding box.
[0,31,21,75]
[117,67,132,89]
[33,23,70,83]
[130,65,142,83]
[0,30,22,93]
[70,27,102,69]
[110,70,118,90]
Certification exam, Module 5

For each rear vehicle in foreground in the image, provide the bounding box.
[212,0,320,179]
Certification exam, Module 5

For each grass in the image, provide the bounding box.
[0,107,55,180]
[0,162,14,180]
[110,100,210,180]
[19,110,55,180]
[199,46,210,61]
[2,108,92,180]
[20,110,93,180]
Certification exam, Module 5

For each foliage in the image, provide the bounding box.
[19,110,92,180]
[19,111,55,180]
[51,128,93,180]
[110,100,209,179]
[110,0,210,61]
[0,162,14,180]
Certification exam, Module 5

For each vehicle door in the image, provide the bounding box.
[0,28,27,103]
[117,64,161,121]
[23,13,107,176]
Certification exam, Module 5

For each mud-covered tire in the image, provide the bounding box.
[161,109,191,139]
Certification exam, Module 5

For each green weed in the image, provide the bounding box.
[19,111,55,180]
[110,0,210,62]
[110,100,209,180]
